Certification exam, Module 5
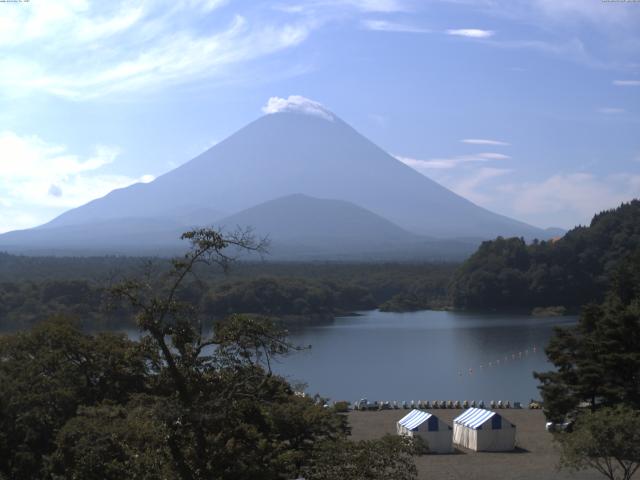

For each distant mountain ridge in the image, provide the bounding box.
[0,109,554,258]
[213,194,478,260]
[217,193,416,245]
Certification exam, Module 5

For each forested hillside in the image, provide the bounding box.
[0,258,455,330]
[450,200,640,310]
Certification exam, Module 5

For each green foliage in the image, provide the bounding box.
[0,229,441,478]
[450,200,640,309]
[0,260,456,330]
[0,318,149,479]
[534,251,640,422]
[557,406,640,480]
[333,401,351,413]
[49,399,173,480]
[3,228,404,480]
[302,435,418,480]
[204,276,376,317]
[0,313,352,479]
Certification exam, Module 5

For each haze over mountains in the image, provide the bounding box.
[0,104,556,259]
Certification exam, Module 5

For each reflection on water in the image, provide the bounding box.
[274,310,577,404]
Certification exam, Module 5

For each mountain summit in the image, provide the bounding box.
[0,101,549,256]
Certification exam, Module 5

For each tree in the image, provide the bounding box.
[0,317,149,480]
[302,435,419,480]
[534,251,640,422]
[450,200,640,310]
[2,228,421,479]
[557,406,640,480]
[107,228,351,480]
[49,399,174,480]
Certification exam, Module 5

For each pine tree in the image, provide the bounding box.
[534,251,640,422]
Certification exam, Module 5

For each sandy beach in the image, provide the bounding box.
[348,409,614,480]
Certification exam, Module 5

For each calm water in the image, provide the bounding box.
[273,310,577,404]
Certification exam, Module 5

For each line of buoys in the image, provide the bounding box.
[458,344,539,378]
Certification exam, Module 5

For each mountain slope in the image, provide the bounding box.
[0,109,552,256]
[214,194,423,258]
[37,111,547,239]
[217,194,416,244]
[0,218,187,255]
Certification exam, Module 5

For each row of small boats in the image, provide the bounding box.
[352,398,537,411]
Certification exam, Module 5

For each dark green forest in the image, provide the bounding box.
[0,229,422,479]
[3,201,640,330]
[450,200,640,310]
[1,203,639,478]
[0,256,454,331]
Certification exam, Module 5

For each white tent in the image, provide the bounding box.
[396,409,453,454]
[452,408,516,452]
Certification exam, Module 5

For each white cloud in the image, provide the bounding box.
[462,138,510,146]
[262,95,335,121]
[345,0,408,11]
[397,152,510,170]
[528,0,637,27]
[440,0,640,29]
[362,19,429,33]
[446,29,494,38]
[396,152,513,205]
[0,131,153,232]
[437,1,640,69]
[274,0,409,16]
[506,173,640,227]
[613,80,640,87]
[452,167,512,204]
[598,107,625,114]
[477,153,510,160]
[0,3,313,100]
[283,0,409,13]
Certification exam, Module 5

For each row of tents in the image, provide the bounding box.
[396,408,516,453]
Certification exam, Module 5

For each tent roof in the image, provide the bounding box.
[397,409,433,430]
[454,408,497,430]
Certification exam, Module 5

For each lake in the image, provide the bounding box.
[273,310,577,405]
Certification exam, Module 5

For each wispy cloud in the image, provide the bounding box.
[598,107,625,114]
[0,2,314,100]
[452,167,512,205]
[0,131,153,232]
[362,19,429,33]
[613,80,640,87]
[400,149,639,228]
[462,138,510,146]
[526,0,639,28]
[446,29,494,38]
[275,0,409,14]
[436,1,640,69]
[345,0,409,12]
[396,152,513,206]
[363,20,498,38]
[396,152,510,170]
[439,0,640,30]
[502,173,640,227]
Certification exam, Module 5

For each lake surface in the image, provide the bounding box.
[273,310,577,404]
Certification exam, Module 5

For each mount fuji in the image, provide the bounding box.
[0,100,550,258]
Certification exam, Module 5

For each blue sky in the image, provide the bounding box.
[1,0,639,233]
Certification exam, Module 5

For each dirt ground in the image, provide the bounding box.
[348,409,621,480]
